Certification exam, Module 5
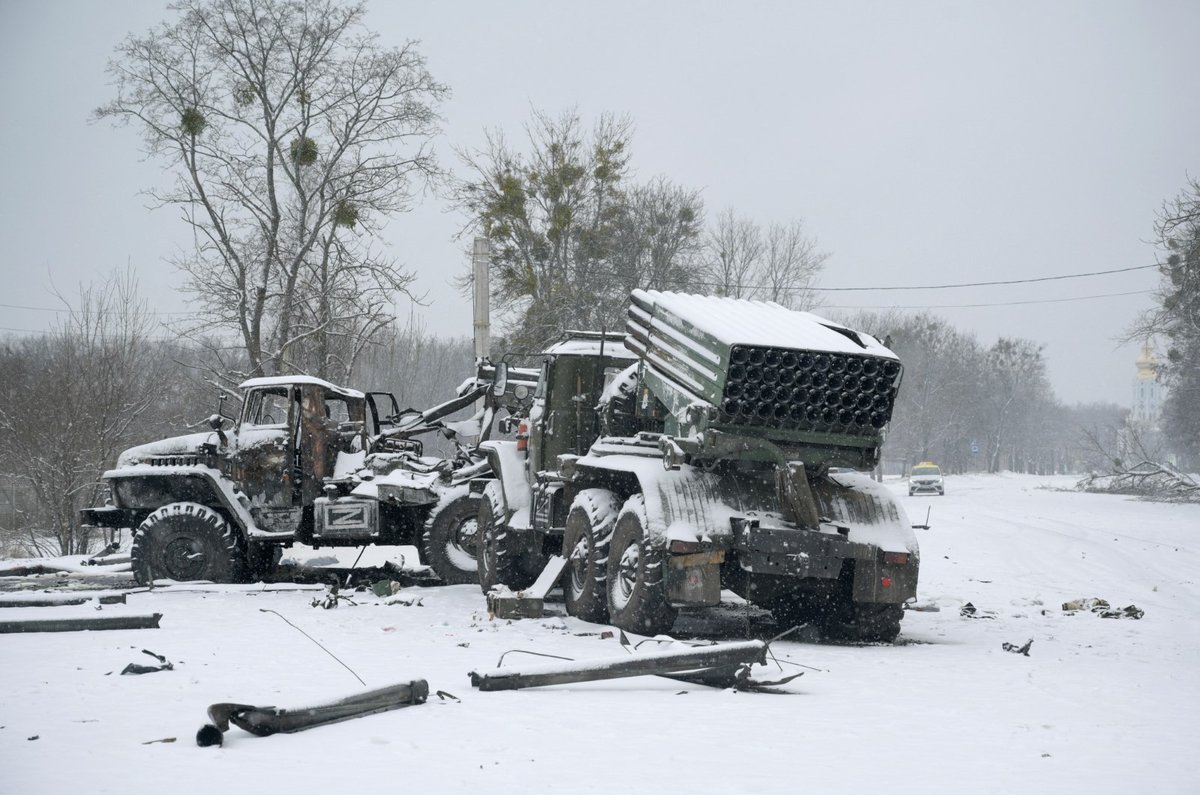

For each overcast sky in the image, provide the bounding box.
[1,0,1197,406]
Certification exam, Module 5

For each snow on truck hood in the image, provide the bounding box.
[116,432,216,467]
[632,289,898,358]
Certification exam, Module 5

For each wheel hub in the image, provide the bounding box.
[615,542,639,603]
[162,535,205,580]
[480,522,498,579]
[453,518,479,555]
[569,535,591,596]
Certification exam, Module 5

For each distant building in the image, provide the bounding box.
[1121,341,1173,465]
[1130,342,1165,427]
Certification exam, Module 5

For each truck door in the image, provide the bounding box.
[366,392,401,435]
[295,385,367,505]
[233,385,297,508]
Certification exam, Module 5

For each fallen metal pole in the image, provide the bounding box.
[0,594,127,608]
[469,640,768,691]
[204,679,429,740]
[0,613,161,633]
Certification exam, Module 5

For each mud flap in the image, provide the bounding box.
[666,550,724,606]
[852,559,918,603]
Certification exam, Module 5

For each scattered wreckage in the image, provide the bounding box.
[198,679,430,745]
[195,637,801,746]
[468,638,799,692]
[473,290,920,642]
[79,363,536,588]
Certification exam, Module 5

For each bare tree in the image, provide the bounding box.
[701,209,763,298]
[759,220,829,309]
[884,314,984,472]
[95,0,446,380]
[0,272,167,556]
[981,338,1050,473]
[604,177,705,320]
[700,210,828,307]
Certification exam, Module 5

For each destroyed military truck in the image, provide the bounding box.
[474,290,919,641]
[80,368,535,587]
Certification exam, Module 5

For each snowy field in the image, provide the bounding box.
[1,474,1197,794]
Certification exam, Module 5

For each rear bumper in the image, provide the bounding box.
[730,519,918,604]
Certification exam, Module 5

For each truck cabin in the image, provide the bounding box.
[527,333,639,474]
[236,376,372,504]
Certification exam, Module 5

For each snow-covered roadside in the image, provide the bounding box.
[0,474,1196,794]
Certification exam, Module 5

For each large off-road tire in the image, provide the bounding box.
[476,482,544,593]
[421,489,480,585]
[823,602,904,643]
[562,488,621,623]
[606,494,677,635]
[131,502,244,585]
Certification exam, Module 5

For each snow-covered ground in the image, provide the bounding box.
[1,474,1197,794]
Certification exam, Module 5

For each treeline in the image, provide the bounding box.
[838,311,1128,475]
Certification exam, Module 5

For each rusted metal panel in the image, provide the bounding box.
[230,428,292,508]
[298,384,329,506]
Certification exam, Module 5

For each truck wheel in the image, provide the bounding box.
[606,494,677,635]
[562,488,621,623]
[823,603,904,643]
[476,482,542,593]
[131,502,244,585]
[421,489,480,585]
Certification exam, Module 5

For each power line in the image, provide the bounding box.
[691,263,1160,293]
[821,289,1154,311]
[0,302,200,316]
[812,263,1158,291]
[0,326,182,343]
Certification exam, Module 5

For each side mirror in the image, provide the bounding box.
[492,362,508,397]
[207,414,229,448]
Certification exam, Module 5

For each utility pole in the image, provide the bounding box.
[472,237,491,361]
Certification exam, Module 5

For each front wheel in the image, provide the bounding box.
[131,502,244,585]
[606,494,676,636]
[476,482,544,593]
[421,489,480,585]
[562,488,621,623]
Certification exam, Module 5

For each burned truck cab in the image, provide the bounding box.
[228,377,370,532]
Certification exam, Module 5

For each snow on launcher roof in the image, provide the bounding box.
[633,289,897,358]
